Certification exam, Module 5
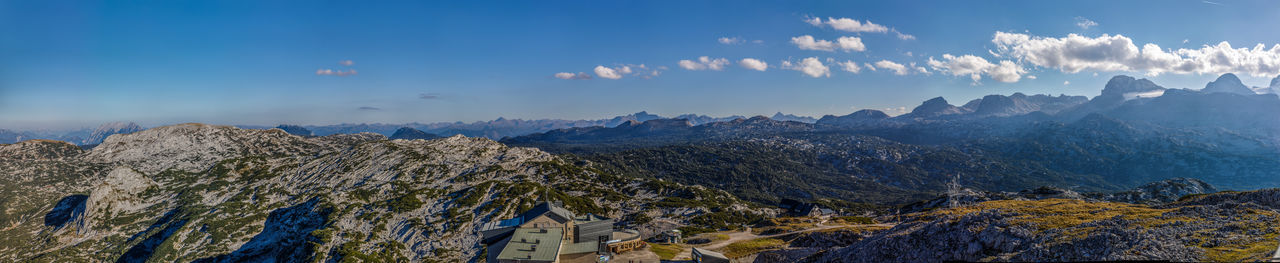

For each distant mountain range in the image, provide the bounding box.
[230,110,803,140]
[504,73,1280,202]
[0,122,144,146]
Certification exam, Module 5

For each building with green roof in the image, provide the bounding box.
[482,201,626,263]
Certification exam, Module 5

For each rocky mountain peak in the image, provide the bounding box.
[84,123,319,173]
[1100,75,1165,98]
[82,122,144,146]
[770,112,818,123]
[1202,73,1255,95]
[972,94,1038,116]
[908,97,967,118]
[849,109,890,119]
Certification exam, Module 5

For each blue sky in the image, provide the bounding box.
[3,0,1280,129]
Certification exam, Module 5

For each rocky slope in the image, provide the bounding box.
[0,124,764,262]
[809,191,1280,262]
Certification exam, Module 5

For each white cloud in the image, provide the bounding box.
[895,31,916,40]
[837,60,862,74]
[739,58,768,71]
[782,57,830,78]
[836,36,866,52]
[1064,81,1071,85]
[792,35,836,51]
[1026,75,1037,79]
[810,16,889,33]
[719,37,743,45]
[678,56,730,71]
[554,72,592,80]
[316,69,357,76]
[805,16,912,41]
[926,54,1026,83]
[994,31,1280,77]
[989,60,1025,82]
[874,60,909,75]
[865,63,876,71]
[594,65,623,79]
[792,35,865,52]
[1075,17,1099,29]
[804,16,823,26]
[339,60,354,66]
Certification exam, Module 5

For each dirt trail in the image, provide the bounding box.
[668,223,896,260]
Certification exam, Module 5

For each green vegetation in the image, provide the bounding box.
[720,237,786,258]
[648,243,683,260]
[830,216,876,225]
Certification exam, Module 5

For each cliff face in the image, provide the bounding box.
[0,123,762,262]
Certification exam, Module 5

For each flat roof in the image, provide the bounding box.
[574,213,610,223]
[496,228,564,261]
[693,247,728,259]
[560,241,599,254]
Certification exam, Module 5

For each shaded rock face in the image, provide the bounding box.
[83,122,144,146]
[45,195,88,230]
[971,94,1039,117]
[117,209,189,263]
[195,199,333,263]
[1202,73,1255,95]
[274,125,314,137]
[388,127,441,140]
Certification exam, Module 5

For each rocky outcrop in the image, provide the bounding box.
[822,198,1280,262]
[194,198,333,263]
[1097,178,1218,204]
[0,139,83,160]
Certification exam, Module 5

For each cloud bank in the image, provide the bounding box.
[993,31,1280,77]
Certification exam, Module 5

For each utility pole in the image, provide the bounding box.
[947,173,962,209]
